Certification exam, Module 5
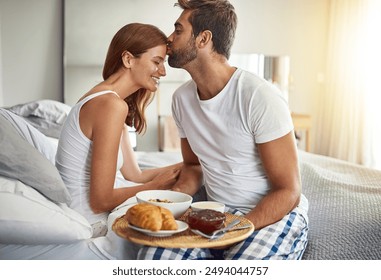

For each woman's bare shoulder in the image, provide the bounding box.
[85,92,127,112]
[80,92,128,134]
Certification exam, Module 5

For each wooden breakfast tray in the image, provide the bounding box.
[112,209,254,248]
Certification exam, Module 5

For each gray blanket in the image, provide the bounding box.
[299,151,381,260]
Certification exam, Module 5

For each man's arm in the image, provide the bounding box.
[172,138,203,196]
[245,131,301,230]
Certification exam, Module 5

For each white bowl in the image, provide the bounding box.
[190,201,225,213]
[136,190,193,218]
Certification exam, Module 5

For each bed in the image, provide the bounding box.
[1,100,380,260]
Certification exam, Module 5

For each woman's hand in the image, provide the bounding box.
[170,162,183,171]
[150,167,181,189]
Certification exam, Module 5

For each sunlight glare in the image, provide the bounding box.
[363,0,381,169]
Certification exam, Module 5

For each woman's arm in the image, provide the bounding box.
[171,138,203,196]
[119,123,182,183]
[82,97,180,213]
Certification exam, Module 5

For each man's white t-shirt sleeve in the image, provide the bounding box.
[249,82,294,144]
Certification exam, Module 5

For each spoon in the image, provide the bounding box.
[191,219,250,240]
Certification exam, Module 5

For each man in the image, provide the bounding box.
[138,0,308,260]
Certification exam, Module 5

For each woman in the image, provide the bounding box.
[56,23,182,237]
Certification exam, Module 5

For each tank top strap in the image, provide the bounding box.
[79,90,120,105]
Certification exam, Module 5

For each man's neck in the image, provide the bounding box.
[186,61,236,100]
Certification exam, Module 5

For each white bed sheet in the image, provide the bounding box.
[135,151,182,168]
[0,204,142,260]
[0,239,106,260]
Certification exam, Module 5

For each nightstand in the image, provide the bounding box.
[291,113,312,152]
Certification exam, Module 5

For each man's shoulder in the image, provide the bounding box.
[177,79,195,90]
[173,79,195,98]
[236,68,267,86]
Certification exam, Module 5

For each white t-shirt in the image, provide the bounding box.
[172,68,294,213]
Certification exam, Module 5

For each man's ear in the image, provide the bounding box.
[197,30,212,48]
[122,51,134,68]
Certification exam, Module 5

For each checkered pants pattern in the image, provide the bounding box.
[137,205,309,260]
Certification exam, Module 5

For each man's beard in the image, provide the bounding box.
[168,37,197,68]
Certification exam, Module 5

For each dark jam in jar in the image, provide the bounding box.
[187,209,226,234]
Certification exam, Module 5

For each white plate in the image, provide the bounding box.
[128,220,188,237]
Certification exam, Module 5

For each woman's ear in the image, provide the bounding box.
[197,30,212,48]
[122,51,134,68]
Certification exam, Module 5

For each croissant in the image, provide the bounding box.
[160,207,178,230]
[125,203,162,231]
[125,203,178,232]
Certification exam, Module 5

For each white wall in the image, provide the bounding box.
[0,0,62,107]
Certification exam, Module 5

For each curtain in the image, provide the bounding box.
[316,0,381,169]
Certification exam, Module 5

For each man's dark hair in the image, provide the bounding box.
[176,0,237,59]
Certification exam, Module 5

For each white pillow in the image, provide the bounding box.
[0,176,93,245]
[0,114,71,204]
[8,100,71,138]
[8,99,71,125]
[0,108,57,163]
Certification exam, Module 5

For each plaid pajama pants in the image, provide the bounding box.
[137,199,309,260]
